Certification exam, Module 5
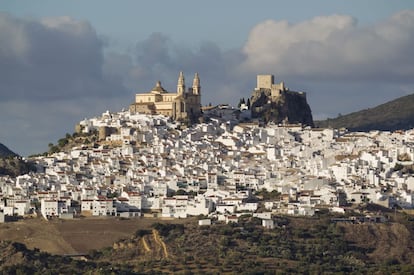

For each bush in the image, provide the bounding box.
[152,223,184,237]
[135,229,151,238]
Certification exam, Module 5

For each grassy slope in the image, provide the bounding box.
[316,93,414,131]
[1,213,414,274]
[94,213,414,274]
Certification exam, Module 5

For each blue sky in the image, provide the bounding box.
[1,1,414,155]
[4,0,414,50]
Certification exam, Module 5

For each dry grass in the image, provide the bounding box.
[339,222,414,263]
[0,216,190,255]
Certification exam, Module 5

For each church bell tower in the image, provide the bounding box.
[192,72,200,95]
[177,71,185,95]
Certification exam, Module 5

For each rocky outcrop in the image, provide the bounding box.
[250,89,314,126]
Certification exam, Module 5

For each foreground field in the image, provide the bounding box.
[1,212,414,274]
[0,216,187,255]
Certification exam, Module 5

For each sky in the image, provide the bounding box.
[1,0,414,156]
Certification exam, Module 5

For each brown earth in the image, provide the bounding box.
[339,222,414,264]
[0,216,186,255]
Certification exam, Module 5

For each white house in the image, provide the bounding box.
[81,199,94,214]
[186,197,214,216]
[216,204,236,214]
[92,199,116,216]
[14,200,31,216]
[41,199,68,219]
[198,219,212,226]
[262,219,275,229]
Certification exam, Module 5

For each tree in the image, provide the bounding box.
[247,98,251,108]
[237,97,246,108]
[49,146,60,154]
[58,138,68,147]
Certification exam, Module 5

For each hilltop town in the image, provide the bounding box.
[1,74,414,224]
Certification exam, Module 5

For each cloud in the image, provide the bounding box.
[103,33,248,105]
[241,10,414,82]
[0,13,129,155]
[2,11,414,155]
[136,32,172,69]
[0,12,127,102]
[106,10,414,111]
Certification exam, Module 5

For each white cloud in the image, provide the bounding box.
[40,16,92,34]
[241,10,414,82]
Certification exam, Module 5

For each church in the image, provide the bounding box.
[129,72,202,123]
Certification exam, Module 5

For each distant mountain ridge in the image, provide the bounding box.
[0,143,18,158]
[315,93,414,131]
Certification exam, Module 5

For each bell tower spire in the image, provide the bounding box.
[177,71,185,95]
[192,72,200,95]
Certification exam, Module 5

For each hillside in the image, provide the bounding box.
[0,241,132,274]
[0,142,36,177]
[2,212,413,274]
[316,93,414,131]
[0,143,18,158]
[0,157,36,177]
[1,212,413,274]
[91,215,414,274]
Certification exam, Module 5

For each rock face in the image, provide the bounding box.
[250,84,314,126]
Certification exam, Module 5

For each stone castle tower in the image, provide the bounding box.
[250,74,314,126]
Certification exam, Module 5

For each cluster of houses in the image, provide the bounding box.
[1,108,414,223]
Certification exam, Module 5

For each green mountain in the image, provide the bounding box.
[315,94,414,131]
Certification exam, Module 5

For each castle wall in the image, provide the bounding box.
[257,75,274,89]
[250,74,313,126]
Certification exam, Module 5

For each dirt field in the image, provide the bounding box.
[0,216,190,255]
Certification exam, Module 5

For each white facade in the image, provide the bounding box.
[41,199,68,219]
[92,199,116,216]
